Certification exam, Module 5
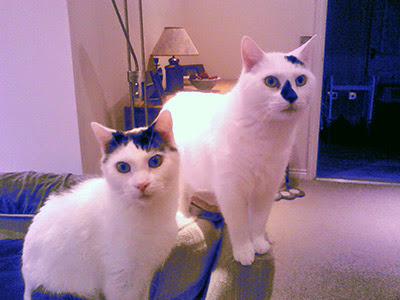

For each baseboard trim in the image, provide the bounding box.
[289,168,310,180]
[316,177,400,187]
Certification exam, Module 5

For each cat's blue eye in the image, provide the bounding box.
[116,161,131,173]
[148,155,163,169]
[295,75,307,87]
[264,76,280,89]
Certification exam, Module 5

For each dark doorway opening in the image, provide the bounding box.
[317,0,400,183]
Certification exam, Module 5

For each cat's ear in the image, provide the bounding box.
[153,110,175,145]
[241,36,265,73]
[288,35,316,67]
[91,122,116,153]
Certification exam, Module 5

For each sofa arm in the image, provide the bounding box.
[0,171,90,240]
[150,215,221,299]
[150,201,275,300]
[0,171,89,215]
[205,225,275,300]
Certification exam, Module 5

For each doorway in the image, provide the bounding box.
[317,0,400,183]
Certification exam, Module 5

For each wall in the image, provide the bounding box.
[181,0,316,79]
[0,0,82,174]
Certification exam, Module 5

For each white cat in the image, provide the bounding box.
[22,111,180,300]
[162,36,315,265]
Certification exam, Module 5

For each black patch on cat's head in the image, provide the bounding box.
[129,124,166,152]
[105,124,174,156]
[285,55,304,66]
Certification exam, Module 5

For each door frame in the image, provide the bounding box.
[306,0,328,180]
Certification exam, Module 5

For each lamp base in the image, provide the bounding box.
[165,56,184,93]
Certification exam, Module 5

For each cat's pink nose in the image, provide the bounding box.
[136,182,149,192]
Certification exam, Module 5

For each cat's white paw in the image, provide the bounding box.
[232,241,255,266]
[175,211,196,229]
[252,237,271,255]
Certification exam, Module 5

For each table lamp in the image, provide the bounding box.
[152,27,199,92]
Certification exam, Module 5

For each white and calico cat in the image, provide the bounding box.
[162,36,316,265]
[22,111,180,300]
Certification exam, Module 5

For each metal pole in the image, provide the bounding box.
[124,0,131,72]
[138,0,148,126]
[110,0,139,71]
[123,0,136,129]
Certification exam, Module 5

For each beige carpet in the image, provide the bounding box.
[267,179,400,300]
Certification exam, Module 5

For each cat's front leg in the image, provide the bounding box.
[231,236,255,266]
[248,191,274,255]
[215,186,255,265]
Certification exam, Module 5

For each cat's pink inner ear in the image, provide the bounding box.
[154,110,175,144]
[91,122,115,152]
[241,36,264,73]
[289,35,316,66]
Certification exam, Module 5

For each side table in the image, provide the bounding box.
[125,79,236,129]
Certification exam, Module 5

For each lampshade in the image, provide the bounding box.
[152,27,199,56]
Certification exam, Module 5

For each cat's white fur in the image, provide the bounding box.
[22,111,180,299]
[162,36,315,265]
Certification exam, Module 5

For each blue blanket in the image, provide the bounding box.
[0,239,82,300]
